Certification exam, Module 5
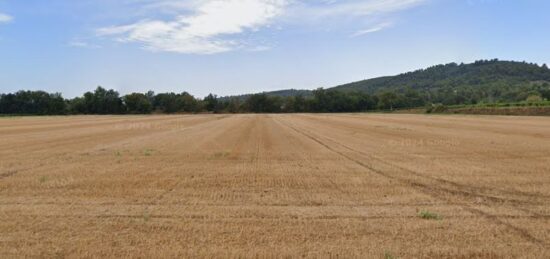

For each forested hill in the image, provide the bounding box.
[252,59,550,105]
[332,60,550,95]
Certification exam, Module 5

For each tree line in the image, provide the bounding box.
[0,86,431,115]
[2,84,549,115]
[2,60,550,115]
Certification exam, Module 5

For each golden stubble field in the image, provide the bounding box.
[0,114,549,258]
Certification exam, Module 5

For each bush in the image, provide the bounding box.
[426,103,448,114]
[526,95,543,103]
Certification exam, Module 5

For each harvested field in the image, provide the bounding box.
[1,114,550,258]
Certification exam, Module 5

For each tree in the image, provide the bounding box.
[0,91,66,115]
[354,92,377,111]
[124,93,152,114]
[311,88,329,112]
[377,91,399,110]
[96,87,125,114]
[203,94,219,112]
[178,92,200,113]
[146,91,156,104]
[154,93,179,113]
[540,86,550,100]
[225,98,242,113]
[403,88,425,108]
[68,97,86,114]
[293,95,307,112]
[245,94,281,113]
[77,87,125,114]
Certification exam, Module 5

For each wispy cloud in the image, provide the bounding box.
[351,22,393,37]
[301,0,426,18]
[67,38,101,49]
[0,13,13,24]
[97,0,426,54]
[248,45,271,52]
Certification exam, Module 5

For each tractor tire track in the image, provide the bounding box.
[0,170,18,180]
[274,116,548,248]
[296,114,550,203]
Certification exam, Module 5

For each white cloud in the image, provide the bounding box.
[98,0,426,54]
[68,39,101,49]
[351,22,393,37]
[302,0,426,18]
[98,0,288,54]
[0,13,13,24]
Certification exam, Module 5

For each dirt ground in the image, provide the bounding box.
[1,114,549,258]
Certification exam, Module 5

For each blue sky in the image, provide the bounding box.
[0,0,549,98]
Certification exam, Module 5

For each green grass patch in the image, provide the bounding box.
[143,211,151,222]
[39,176,48,183]
[143,149,155,156]
[418,210,442,220]
[384,251,396,259]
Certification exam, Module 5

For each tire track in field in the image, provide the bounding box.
[297,114,550,202]
[274,116,548,248]
[0,170,18,180]
[17,213,550,221]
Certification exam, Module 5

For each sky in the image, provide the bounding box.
[0,0,549,98]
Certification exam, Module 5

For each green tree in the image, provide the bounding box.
[203,94,219,112]
[0,91,66,115]
[78,87,125,114]
[154,93,180,113]
[377,91,399,110]
[225,98,242,113]
[179,92,200,112]
[124,93,152,114]
[245,94,281,113]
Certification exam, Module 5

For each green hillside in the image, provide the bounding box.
[253,60,550,106]
[331,59,550,104]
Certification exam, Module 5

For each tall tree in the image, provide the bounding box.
[203,94,219,112]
